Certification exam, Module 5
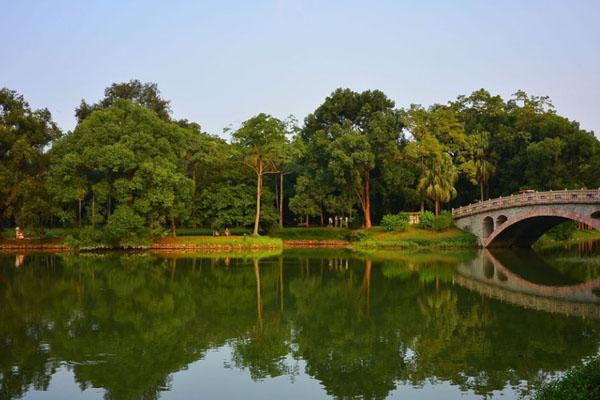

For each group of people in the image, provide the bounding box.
[212,227,230,236]
[328,216,349,228]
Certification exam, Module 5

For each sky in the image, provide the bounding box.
[1,0,599,138]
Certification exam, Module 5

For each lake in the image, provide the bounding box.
[1,243,600,399]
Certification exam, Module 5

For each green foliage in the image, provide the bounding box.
[269,227,350,241]
[545,221,578,241]
[345,230,368,242]
[431,211,453,231]
[535,356,600,400]
[0,88,61,229]
[381,213,409,232]
[417,211,452,231]
[75,79,171,122]
[419,211,435,229]
[232,113,288,235]
[48,100,194,243]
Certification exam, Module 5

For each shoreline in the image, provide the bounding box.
[1,228,599,253]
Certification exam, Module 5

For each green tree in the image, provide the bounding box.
[0,88,61,231]
[301,89,404,228]
[75,79,171,122]
[417,150,458,215]
[232,114,287,235]
[48,100,194,245]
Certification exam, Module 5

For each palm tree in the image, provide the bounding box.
[418,152,458,215]
[473,132,495,201]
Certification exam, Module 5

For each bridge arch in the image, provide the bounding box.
[496,215,508,227]
[486,208,600,248]
[482,216,494,238]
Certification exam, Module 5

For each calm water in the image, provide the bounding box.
[2,243,600,399]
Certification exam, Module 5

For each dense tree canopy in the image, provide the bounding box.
[0,88,61,230]
[1,82,599,238]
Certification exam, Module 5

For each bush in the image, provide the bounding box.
[381,213,409,232]
[535,356,600,400]
[418,211,435,229]
[345,231,368,242]
[432,211,453,231]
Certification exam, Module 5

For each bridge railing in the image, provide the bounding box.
[452,189,600,218]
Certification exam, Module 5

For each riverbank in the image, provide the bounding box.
[534,230,600,251]
[0,226,475,251]
[3,225,597,252]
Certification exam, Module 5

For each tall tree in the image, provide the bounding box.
[75,80,171,122]
[414,139,458,215]
[232,114,287,235]
[301,89,403,228]
[48,100,194,245]
[0,88,61,231]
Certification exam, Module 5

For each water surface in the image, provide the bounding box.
[1,244,600,399]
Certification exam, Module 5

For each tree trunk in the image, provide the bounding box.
[78,198,82,228]
[363,171,372,228]
[171,216,177,237]
[254,259,263,332]
[480,177,485,201]
[253,163,263,236]
[435,198,441,216]
[420,199,424,213]
[279,172,284,228]
[279,256,284,312]
[92,193,96,229]
[305,215,309,227]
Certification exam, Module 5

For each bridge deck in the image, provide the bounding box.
[452,189,600,218]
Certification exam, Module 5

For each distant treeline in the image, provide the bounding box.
[1,81,599,245]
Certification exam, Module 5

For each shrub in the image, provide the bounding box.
[432,211,453,231]
[381,213,409,232]
[345,231,368,242]
[535,356,600,400]
[418,211,435,229]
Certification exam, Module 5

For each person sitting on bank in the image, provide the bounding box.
[15,227,25,240]
[224,227,230,236]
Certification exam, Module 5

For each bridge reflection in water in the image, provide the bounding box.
[454,248,600,319]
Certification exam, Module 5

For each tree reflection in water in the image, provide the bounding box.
[0,249,599,399]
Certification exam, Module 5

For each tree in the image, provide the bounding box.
[288,175,322,226]
[463,131,495,201]
[0,88,61,231]
[75,80,171,122]
[232,114,287,235]
[301,89,403,228]
[417,150,458,215]
[48,100,194,245]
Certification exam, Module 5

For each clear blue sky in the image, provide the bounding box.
[2,0,599,137]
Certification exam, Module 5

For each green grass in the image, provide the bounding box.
[174,227,252,236]
[152,235,283,249]
[269,227,351,241]
[534,229,600,250]
[351,226,477,250]
[535,356,600,400]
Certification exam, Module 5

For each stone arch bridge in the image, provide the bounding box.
[453,189,600,247]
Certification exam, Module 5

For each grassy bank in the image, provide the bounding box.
[151,235,283,250]
[535,356,600,400]
[534,229,600,250]
[0,226,477,251]
[269,227,350,241]
[351,226,477,250]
